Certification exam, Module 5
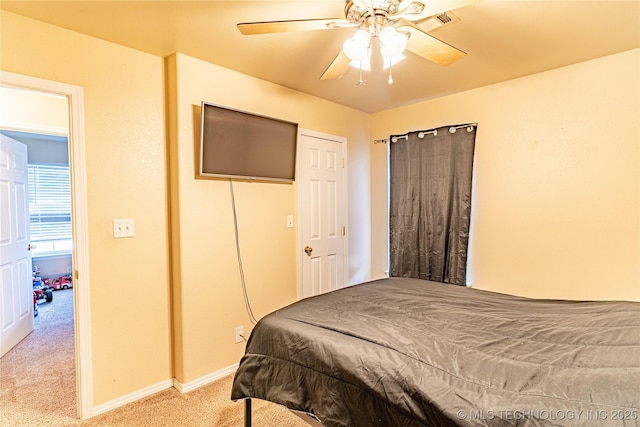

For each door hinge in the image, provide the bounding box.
[74,270,79,280]
[342,226,346,236]
[341,158,344,168]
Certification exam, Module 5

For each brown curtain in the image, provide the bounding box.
[389,125,476,285]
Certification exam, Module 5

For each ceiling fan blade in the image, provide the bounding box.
[238,18,347,35]
[405,0,481,21]
[398,25,465,66]
[320,50,351,80]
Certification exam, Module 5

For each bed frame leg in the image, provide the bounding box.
[244,398,252,427]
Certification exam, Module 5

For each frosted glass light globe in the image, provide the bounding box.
[379,26,408,59]
[343,30,371,61]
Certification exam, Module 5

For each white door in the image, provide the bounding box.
[0,134,33,357]
[297,130,346,298]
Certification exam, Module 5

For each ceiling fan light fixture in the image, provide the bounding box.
[379,26,408,58]
[238,0,471,84]
[343,29,372,61]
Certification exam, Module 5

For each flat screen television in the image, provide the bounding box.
[199,102,298,182]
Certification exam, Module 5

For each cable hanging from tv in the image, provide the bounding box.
[229,179,259,325]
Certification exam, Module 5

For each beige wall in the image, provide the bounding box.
[167,53,370,383]
[1,11,172,405]
[371,48,640,302]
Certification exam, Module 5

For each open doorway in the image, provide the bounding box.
[0,87,77,419]
[0,71,93,420]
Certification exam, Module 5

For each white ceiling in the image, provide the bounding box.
[2,0,639,113]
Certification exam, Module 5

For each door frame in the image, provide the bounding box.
[0,71,93,420]
[296,128,348,299]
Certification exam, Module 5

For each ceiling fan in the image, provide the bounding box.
[237,0,478,82]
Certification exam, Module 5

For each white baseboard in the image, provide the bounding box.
[91,379,174,417]
[89,364,238,418]
[173,363,238,394]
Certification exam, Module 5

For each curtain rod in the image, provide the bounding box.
[373,122,478,144]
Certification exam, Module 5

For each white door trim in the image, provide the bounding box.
[0,71,93,420]
[296,128,348,299]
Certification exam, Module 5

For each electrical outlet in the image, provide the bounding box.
[235,326,244,344]
[113,219,135,238]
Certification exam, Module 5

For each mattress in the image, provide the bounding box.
[231,278,640,426]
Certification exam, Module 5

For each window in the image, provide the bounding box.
[28,163,72,257]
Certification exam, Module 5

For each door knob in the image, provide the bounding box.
[27,244,36,251]
[304,246,313,256]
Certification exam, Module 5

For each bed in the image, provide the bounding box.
[231,277,640,426]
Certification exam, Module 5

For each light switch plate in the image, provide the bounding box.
[287,215,294,228]
[113,219,135,238]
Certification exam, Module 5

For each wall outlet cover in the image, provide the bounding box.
[235,326,244,344]
[113,219,135,238]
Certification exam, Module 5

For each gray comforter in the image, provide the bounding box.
[231,278,640,426]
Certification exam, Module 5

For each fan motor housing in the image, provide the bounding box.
[345,0,403,34]
[345,1,401,21]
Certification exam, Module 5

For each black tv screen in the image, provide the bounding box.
[199,102,298,182]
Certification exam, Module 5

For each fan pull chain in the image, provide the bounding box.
[357,62,366,85]
[388,61,394,84]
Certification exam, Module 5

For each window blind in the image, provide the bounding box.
[28,163,71,243]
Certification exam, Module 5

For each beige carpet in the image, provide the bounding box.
[82,376,310,427]
[1,288,77,426]
[0,289,309,427]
